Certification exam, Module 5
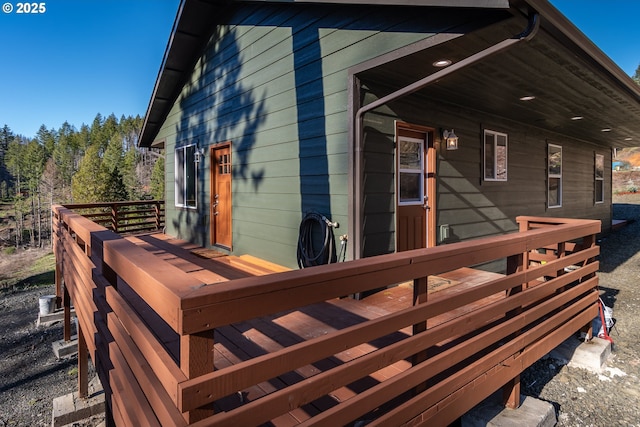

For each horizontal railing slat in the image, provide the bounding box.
[105,285,187,403]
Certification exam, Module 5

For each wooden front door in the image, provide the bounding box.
[211,144,232,249]
[396,126,435,251]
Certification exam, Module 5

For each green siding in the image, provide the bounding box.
[359,91,613,255]
[158,3,437,268]
[156,2,613,267]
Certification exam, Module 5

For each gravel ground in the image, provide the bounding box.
[0,284,80,427]
[1,202,640,426]
[521,200,640,426]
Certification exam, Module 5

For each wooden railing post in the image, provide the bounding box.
[53,210,63,310]
[502,223,528,410]
[77,321,89,399]
[111,204,118,233]
[63,279,72,342]
[155,201,161,230]
[181,332,215,423]
[412,276,429,393]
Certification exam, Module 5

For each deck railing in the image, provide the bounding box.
[53,203,601,426]
[61,200,165,234]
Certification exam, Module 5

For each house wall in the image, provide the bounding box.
[359,93,612,258]
[156,3,493,268]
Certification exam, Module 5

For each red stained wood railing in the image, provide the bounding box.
[62,200,165,234]
[53,203,600,426]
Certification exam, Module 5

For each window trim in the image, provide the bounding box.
[595,153,604,204]
[548,143,562,208]
[175,143,198,209]
[483,129,508,182]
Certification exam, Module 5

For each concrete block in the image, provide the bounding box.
[462,393,556,427]
[37,308,75,327]
[52,376,105,427]
[52,336,78,359]
[547,336,611,373]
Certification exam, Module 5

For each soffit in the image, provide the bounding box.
[357,13,640,148]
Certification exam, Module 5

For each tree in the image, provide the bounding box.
[103,133,124,174]
[150,154,165,200]
[72,144,110,203]
[23,140,46,246]
[634,64,640,85]
[123,146,140,199]
[104,167,129,202]
[0,125,15,199]
[5,137,26,195]
[52,123,80,201]
[35,125,57,158]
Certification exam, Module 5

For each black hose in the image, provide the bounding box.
[297,212,337,268]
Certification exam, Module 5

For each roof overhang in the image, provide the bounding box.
[355,1,640,148]
[139,0,640,148]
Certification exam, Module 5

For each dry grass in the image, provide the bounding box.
[0,247,54,290]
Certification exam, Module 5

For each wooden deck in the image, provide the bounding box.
[54,204,601,426]
[124,233,505,423]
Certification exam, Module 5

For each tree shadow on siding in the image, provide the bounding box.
[172,26,266,247]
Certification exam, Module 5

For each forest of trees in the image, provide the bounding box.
[0,113,164,249]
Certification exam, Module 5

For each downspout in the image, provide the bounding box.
[351,11,540,260]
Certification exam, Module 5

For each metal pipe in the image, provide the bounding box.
[352,12,540,259]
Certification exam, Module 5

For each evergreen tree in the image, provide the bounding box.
[150,155,165,200]
[103,133,124,174]
[123,146,140,199]
[0,125,15,198]
[5,137,26,195]
[35,125,56,158]
[104,167,129,202]
[634,64,640,85]
[72,144,110,203]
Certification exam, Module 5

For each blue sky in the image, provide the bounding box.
[0,0,180,138]
[0,1,638,139]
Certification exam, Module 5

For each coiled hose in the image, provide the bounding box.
[297,212,337,268]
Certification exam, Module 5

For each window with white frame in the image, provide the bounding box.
[175,144,197,208]
[484,129,508,181]
[595,153,604,204]
[548,144,562,208]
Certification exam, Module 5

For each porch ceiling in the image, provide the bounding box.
[357,12,640,148]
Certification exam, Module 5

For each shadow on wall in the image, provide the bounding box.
[173,25,266,247]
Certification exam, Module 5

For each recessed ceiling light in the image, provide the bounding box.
[601,128,612,132]
[571,116,583,120]
[433,59,452,67]
[519,96,536,101]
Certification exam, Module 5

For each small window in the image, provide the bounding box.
[595,153,604,204]
[175,144,197,208]
[398,137,424,205]
[548,144,562,208]
[484,130,508,181]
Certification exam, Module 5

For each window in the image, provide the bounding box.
[484,130,508,181]
[595,153,604,204]
[548,144,562,208]
[175,144,197,208]
[398,137,424,205]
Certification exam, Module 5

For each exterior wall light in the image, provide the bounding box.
[194,147,206,163]
[443,129,459,150]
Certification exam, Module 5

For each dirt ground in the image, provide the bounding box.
[0,278,79,426]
